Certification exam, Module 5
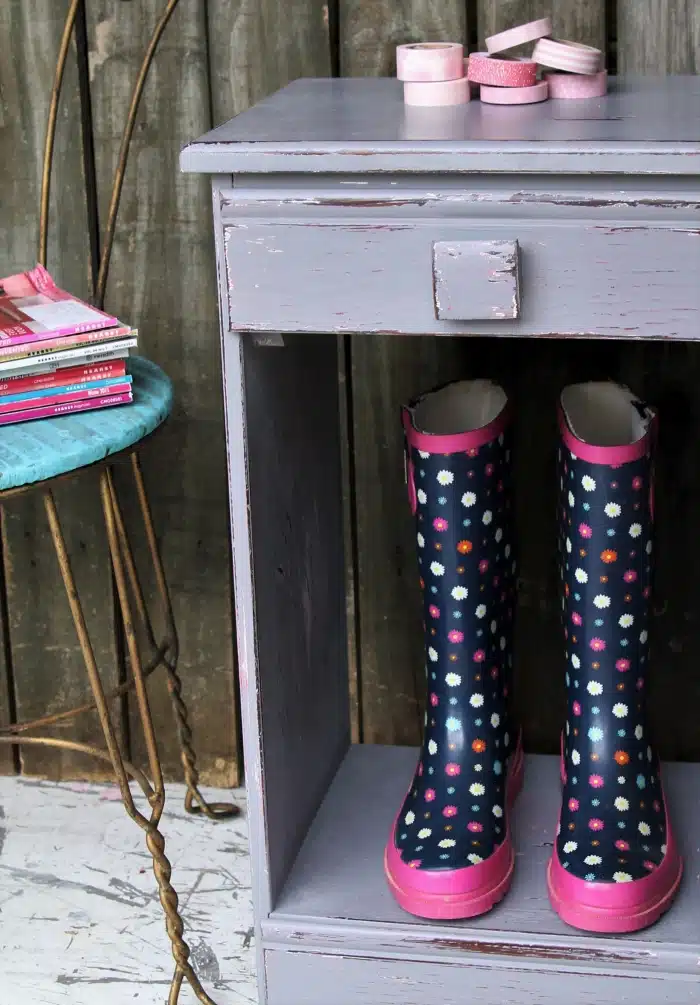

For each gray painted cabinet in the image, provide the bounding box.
[181,77,700,1005]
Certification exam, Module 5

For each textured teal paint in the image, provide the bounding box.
[0,357,172,491]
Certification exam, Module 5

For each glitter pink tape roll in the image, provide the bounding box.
[546,70,608,99]
[396,42,464,82]
[403,76,470,107]
[480,80,549,105]
[467,52,537,87]
[485,17,552,54]
[532,38,602,75]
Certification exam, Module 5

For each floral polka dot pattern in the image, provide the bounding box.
[556,430,668,884]
[393,419,518,873]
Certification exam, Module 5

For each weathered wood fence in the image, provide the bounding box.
[1,1,699,783]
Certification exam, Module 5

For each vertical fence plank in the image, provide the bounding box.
[616,0,700,761]
[87,1,240,785]
[0,0,118,779]
[208,0,331,121]
[338,2,469,746]
[340,1,466,76]
[618,0,700,73]
[476,0,605,50]
[206,0,334,749]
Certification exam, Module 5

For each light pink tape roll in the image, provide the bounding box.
[396,42,464,82]
[485,17,552,54]
[480,80,549,105]
[532,38,602,75]
[546,70,608,99]
[467,52,537,87]
[403,76,470,106]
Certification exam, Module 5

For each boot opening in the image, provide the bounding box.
[561,382,649,447]
[413,380,507,435]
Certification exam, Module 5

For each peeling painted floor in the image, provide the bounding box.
[0,776,256,1003]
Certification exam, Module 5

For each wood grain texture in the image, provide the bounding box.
[339,0,467,77]
[207,0,331,125]
[0,0,118,778]
[339,0,468,747]
[264,949,699,1005]
[476,0,605,52]
[613,5,700,761]
[618,0,700,74]
[350,337,472,745]
[242,333,350,908]
[87,1,238,785]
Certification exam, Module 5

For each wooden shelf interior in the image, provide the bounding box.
[271,745,699,954]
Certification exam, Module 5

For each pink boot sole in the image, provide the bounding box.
[548,743,683,933]
[384,739,524,920]
[547,842,682,934]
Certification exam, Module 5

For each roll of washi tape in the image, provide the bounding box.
[467,52,537,87]
[546,69,608,99]
[485,17,552,54]
[403,76,470,106]
[532,38,602,75]
[396,42,464,82]
[480,80,549,105]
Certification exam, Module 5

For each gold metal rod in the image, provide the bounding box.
[0,735,154,800]
[102,468,165,816]
[131,453,238,821]
[95,0,182,307]
[44,487,147,825]
[0,642,168,734]
[131,452,179,661]
[107,466,159,652]
[39,0,81,266]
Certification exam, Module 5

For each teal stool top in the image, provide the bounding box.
[0,356,173,493]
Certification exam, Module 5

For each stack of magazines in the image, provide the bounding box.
[0,264,136,426]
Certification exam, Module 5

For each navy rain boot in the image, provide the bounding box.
[384,379,522,920]
[548,381,682,933]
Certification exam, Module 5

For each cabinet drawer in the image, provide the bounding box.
[223,218,700,338]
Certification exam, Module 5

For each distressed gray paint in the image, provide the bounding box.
[263,949,700,1005]
[222,218,700,338]
[180,77,700,176]
[188,79,700,1005]
[432,240,520,321]
[268,748,698,951]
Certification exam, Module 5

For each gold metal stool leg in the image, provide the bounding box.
[41,475,221,1005]
[107,452,238,820]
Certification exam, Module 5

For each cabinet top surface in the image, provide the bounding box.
[181,76,700,175]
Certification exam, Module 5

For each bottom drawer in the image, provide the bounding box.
[264,949,695,1005]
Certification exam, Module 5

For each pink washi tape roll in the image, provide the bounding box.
[546,69,608,99]
[485,17,552,54]
[467,52,537,87]
[403,76,470,106]
[480,80,549,105]
[396,42,464,81]
[532,38,602,75]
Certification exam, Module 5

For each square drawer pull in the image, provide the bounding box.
[432,239,521,321]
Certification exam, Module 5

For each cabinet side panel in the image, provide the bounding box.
[238,329,350,907]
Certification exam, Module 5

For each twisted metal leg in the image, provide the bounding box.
[40,477,220,1004]
[107,453,238,820]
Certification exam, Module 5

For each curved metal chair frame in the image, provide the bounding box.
[1,2,237,1002]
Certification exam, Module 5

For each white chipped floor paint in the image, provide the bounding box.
[0,776,256,1003]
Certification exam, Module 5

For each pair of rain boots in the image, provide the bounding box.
[384,378,683,934]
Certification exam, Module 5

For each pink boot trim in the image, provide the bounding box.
[548,755,682,934]
[384,738,524,920]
